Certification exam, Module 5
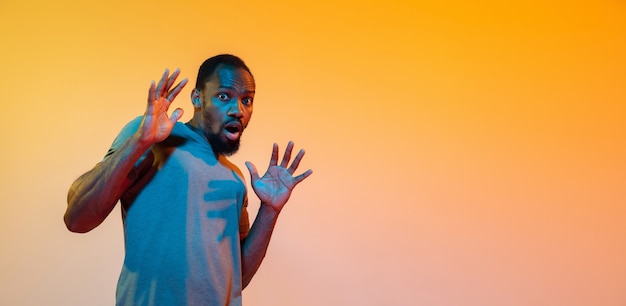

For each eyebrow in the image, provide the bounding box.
[218,85,255,94]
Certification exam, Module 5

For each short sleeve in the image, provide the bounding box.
[239,194,250,241]
[102,116,154,202]
[103,116,144,161]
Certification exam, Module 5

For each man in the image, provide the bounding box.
[64,54,312,305]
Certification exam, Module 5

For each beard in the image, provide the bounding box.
[206,132,241,156]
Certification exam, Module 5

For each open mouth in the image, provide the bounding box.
[223,122,243,141]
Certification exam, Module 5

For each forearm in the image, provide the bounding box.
[64,132,150,233]
[240,204,281,288]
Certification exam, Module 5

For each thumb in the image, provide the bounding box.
[169,108,184,124]
[245,161,260,182]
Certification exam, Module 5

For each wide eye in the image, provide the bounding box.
[217,93,230,101]
[242,97,254,105]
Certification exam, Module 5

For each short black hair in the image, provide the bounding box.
[195,54,254,90]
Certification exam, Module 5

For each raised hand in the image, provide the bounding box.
[139,69,188,145]
[245,142,313,212]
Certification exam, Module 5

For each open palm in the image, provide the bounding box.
[140,69,188,145]
[246,142,313,212]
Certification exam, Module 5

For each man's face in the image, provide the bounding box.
[193,64,255,156]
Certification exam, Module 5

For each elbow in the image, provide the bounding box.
[64,192,97,233]
[240,261,253,289]
[64,210,94,233]
[240,253,266,290]
[242,274,252,290]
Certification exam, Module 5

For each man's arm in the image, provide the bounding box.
[240,142,313,288]
[64,69,188,233]
[65,131,151,233]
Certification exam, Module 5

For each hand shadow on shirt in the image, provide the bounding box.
[203,174,245,243]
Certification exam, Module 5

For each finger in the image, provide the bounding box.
[167,78,188,101]
[165,68,180,92]
[269,143,279,167]
[287,149,306,174]
[294,169,313,185]
[169,108,184,124]
[147,80,156,104]
[155,69,169,98]
[280,141,294,168]
[245,161,260,182]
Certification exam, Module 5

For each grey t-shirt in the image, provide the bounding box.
[106,117,250,306]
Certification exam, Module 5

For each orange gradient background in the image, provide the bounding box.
[1,1,625,305]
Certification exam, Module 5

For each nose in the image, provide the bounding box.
[228,100,244,118]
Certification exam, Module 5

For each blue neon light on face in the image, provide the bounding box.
[192,64,255,156]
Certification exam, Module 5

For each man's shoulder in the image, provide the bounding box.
[103,116,143,159]
[217,155,246,182]
[114,117,191,145]
[119,116,144,136]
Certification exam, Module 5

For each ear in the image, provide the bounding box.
[191,88,202,108]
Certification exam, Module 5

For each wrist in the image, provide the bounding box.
[133,130,156,151]
[259,202,282,216]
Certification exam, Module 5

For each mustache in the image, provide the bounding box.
[223,119,245,130]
